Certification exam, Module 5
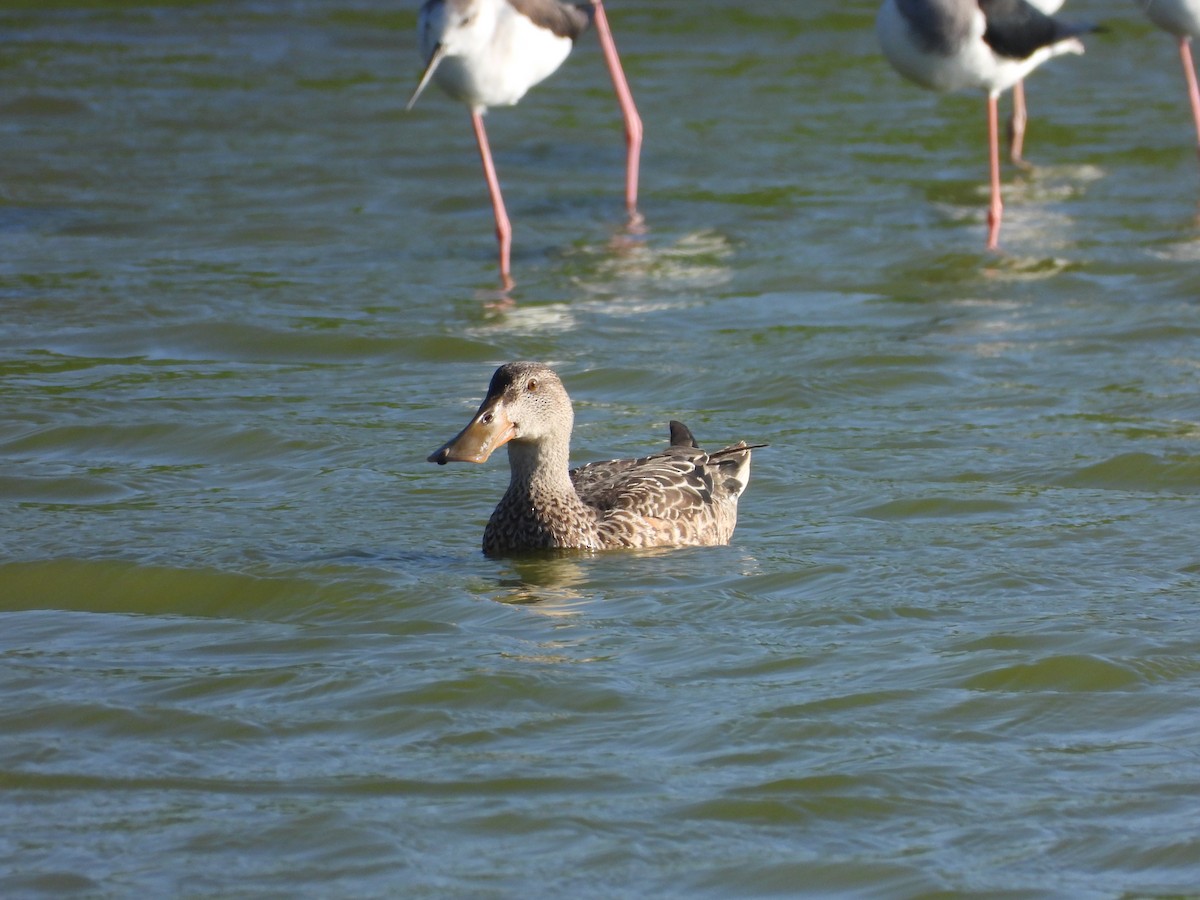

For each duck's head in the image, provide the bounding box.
[428,361,574,465]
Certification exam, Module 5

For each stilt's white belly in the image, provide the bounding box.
[429,4,575,109]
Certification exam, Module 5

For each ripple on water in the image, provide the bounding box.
[1055,451,1200,493]
[5,0,1200,896]
[856,496,1026,521]
[0,558,405,622]
[962,654,1144,693]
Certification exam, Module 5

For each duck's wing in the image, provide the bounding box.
[571,431,758,520]
[570,444,717,518]
[570,419,709,513]
[568,418,763,547]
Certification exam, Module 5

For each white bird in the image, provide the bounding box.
[1135,0,1200,154]
[407,0,643,290]
[876,0,1093,249]
[1010,0,1066,165]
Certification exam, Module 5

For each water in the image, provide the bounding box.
[3,0,1200,895]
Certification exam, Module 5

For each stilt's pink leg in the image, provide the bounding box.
[987,91,1003,251]
[470,108,514,291]
[1009,79,1028,166]
[591,0,643,222]
[1178,36,1200,156]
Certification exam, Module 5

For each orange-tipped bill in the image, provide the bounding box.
[428,399,517,465]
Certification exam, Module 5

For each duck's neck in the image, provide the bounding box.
[505,433,575,502]
[482,431,600,554]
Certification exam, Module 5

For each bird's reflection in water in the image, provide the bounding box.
[487,545,760,613]
[464,227,734,319]
[483,557,597,664]
[578,228,735,294]
[491,553,592,615]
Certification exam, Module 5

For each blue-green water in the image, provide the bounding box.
[3,0,1200,895]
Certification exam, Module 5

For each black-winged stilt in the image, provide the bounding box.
[407,0,643,289]
[1136,0,1200,154]
[876,0,1092,249]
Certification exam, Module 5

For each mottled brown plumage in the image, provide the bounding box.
[428,362,760,556]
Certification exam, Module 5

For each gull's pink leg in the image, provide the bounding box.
[590,0,643,222]
[1009,79,1028,166]
[987,91,1003,251]
[1178,36,1200,155]
[470,108,514,291]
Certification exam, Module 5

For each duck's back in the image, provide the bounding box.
[570,428,753,549]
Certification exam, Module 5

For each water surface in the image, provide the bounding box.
[3,0,1200,896]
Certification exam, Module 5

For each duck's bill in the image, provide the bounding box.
[428,400,517,464]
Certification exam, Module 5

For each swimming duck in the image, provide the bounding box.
[428,361,760,556]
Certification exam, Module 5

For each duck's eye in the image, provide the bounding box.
[526,379,538,392]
